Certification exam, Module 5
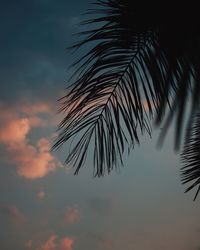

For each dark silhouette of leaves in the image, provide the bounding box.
[181,113,200,201]
[53,0,200,199]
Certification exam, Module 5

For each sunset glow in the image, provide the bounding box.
[1,1,200,250]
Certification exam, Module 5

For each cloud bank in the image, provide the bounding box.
[0,103,61,179]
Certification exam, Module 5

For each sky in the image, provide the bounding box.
[0,1,200,250]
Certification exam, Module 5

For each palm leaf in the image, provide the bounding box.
[53,0,168,175]
[181,112,200,201]
[54,0,200,197]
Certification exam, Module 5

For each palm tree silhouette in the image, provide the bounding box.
[53,0,200,200]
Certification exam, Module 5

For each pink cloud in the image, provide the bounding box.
[20,103,52,116]
[0,103,62,179]
[0,117,30,144]
[39,235,74,250]
[64,208,80,224]
[15,138,60,179]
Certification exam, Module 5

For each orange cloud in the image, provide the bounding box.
[64,207,80,224]
[0,103,62,179]
[40,235,57,250]
[39,235,74,250]
[15,138,60,179]
[0,117,30,144]
[59,237,74,250]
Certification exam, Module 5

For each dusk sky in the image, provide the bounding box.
[0,1,200,250]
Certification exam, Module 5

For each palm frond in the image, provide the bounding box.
[54,0,200,198]
[53,0,169,175]
[181,112,200,201]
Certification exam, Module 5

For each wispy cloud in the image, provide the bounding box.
[25,240,33,249]
[0,102,62,179]
[64,207,80,224]
[0,205,26,225]
[20,103,52,116]
[37,191,46,200]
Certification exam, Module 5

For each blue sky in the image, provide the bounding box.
[0,1,200,250]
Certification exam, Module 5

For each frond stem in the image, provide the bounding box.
[92,40,146,128]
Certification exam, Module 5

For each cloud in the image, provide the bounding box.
[20,103,52,116]
[16,138,60,179]
[0,205,26,225]
[40,235,57,250]
[0,0,75,106]
[37,191,46,200]
[59,237,74,250]
[64,207,80,224]
[0,117,30,144]
[39,235,74,250]
[0,103,62,179]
